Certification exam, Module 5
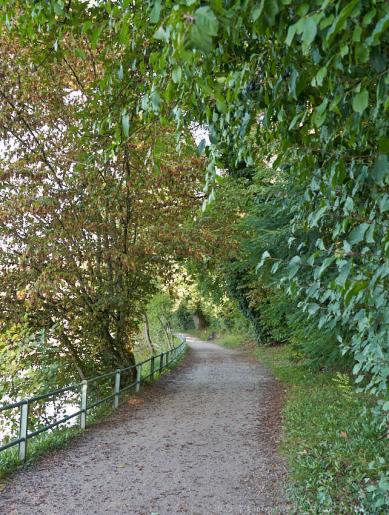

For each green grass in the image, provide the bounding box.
[210,332,389,513]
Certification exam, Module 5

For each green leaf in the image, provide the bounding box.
[256,250,271,271]
[195,6,218,36]
[378,194,389,213]
[326,0,359,44]
[367,13,389,46]
[336,261,351,287]
[172,67,182,84]
[288,256,301,279]
[309,205,328,227]
[371,154,388,183]
[344,196,354,213]
[90,24,103,49]
[349,223,369,245]
[315,66,327,87]
[150,90,161,111]
[352,88,369,114]
[150,0,161,24]
[319,256,335,276]
[345,281,368,305]
[288,67,299,99]
[121,112,130,138]
[312,98,328,127]
[286,22,297,46]
[189,6,219,53]
[251,1,265,22]
[296,4,309,17]
[301,17,317,47]
[197,138,206,155]
[153,26,169,42]
[307,303,320,315]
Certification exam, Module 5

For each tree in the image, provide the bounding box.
[0,30,204,384]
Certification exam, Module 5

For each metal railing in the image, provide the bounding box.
[0,336,186,462]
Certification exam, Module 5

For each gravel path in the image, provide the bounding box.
[0,336,289,515]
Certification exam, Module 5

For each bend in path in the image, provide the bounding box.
[0,336,289,515]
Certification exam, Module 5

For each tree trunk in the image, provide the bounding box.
[144,313,156,354]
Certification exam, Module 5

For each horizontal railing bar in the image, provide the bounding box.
[86,393,115,410]
[118,380,138,393]
[27,411,82,438]
[136,357,152,367]
[0,400,25,412]
[30,384,80,403]
[0,437,24,452]
[120,364,137,372]
[87,370,116,384]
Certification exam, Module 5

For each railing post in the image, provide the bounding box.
[80,380,88,430]
[160,353,164,372]
[113,369,121,408]
[136,365,141,392]
[18,401,29,462]
[150,356,155,381]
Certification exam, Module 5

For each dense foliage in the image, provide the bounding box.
[147,0,389,404]
[1,0,388,510]
[0,12,204,393]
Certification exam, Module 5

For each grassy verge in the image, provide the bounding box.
[255,345,388,513]
[189,329,389,513]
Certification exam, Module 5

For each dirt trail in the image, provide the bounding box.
[0,336,289,515]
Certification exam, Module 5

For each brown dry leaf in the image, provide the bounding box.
[340,431,348,438]
[127,398,144,406]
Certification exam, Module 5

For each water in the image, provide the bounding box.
[0,391,80,446]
